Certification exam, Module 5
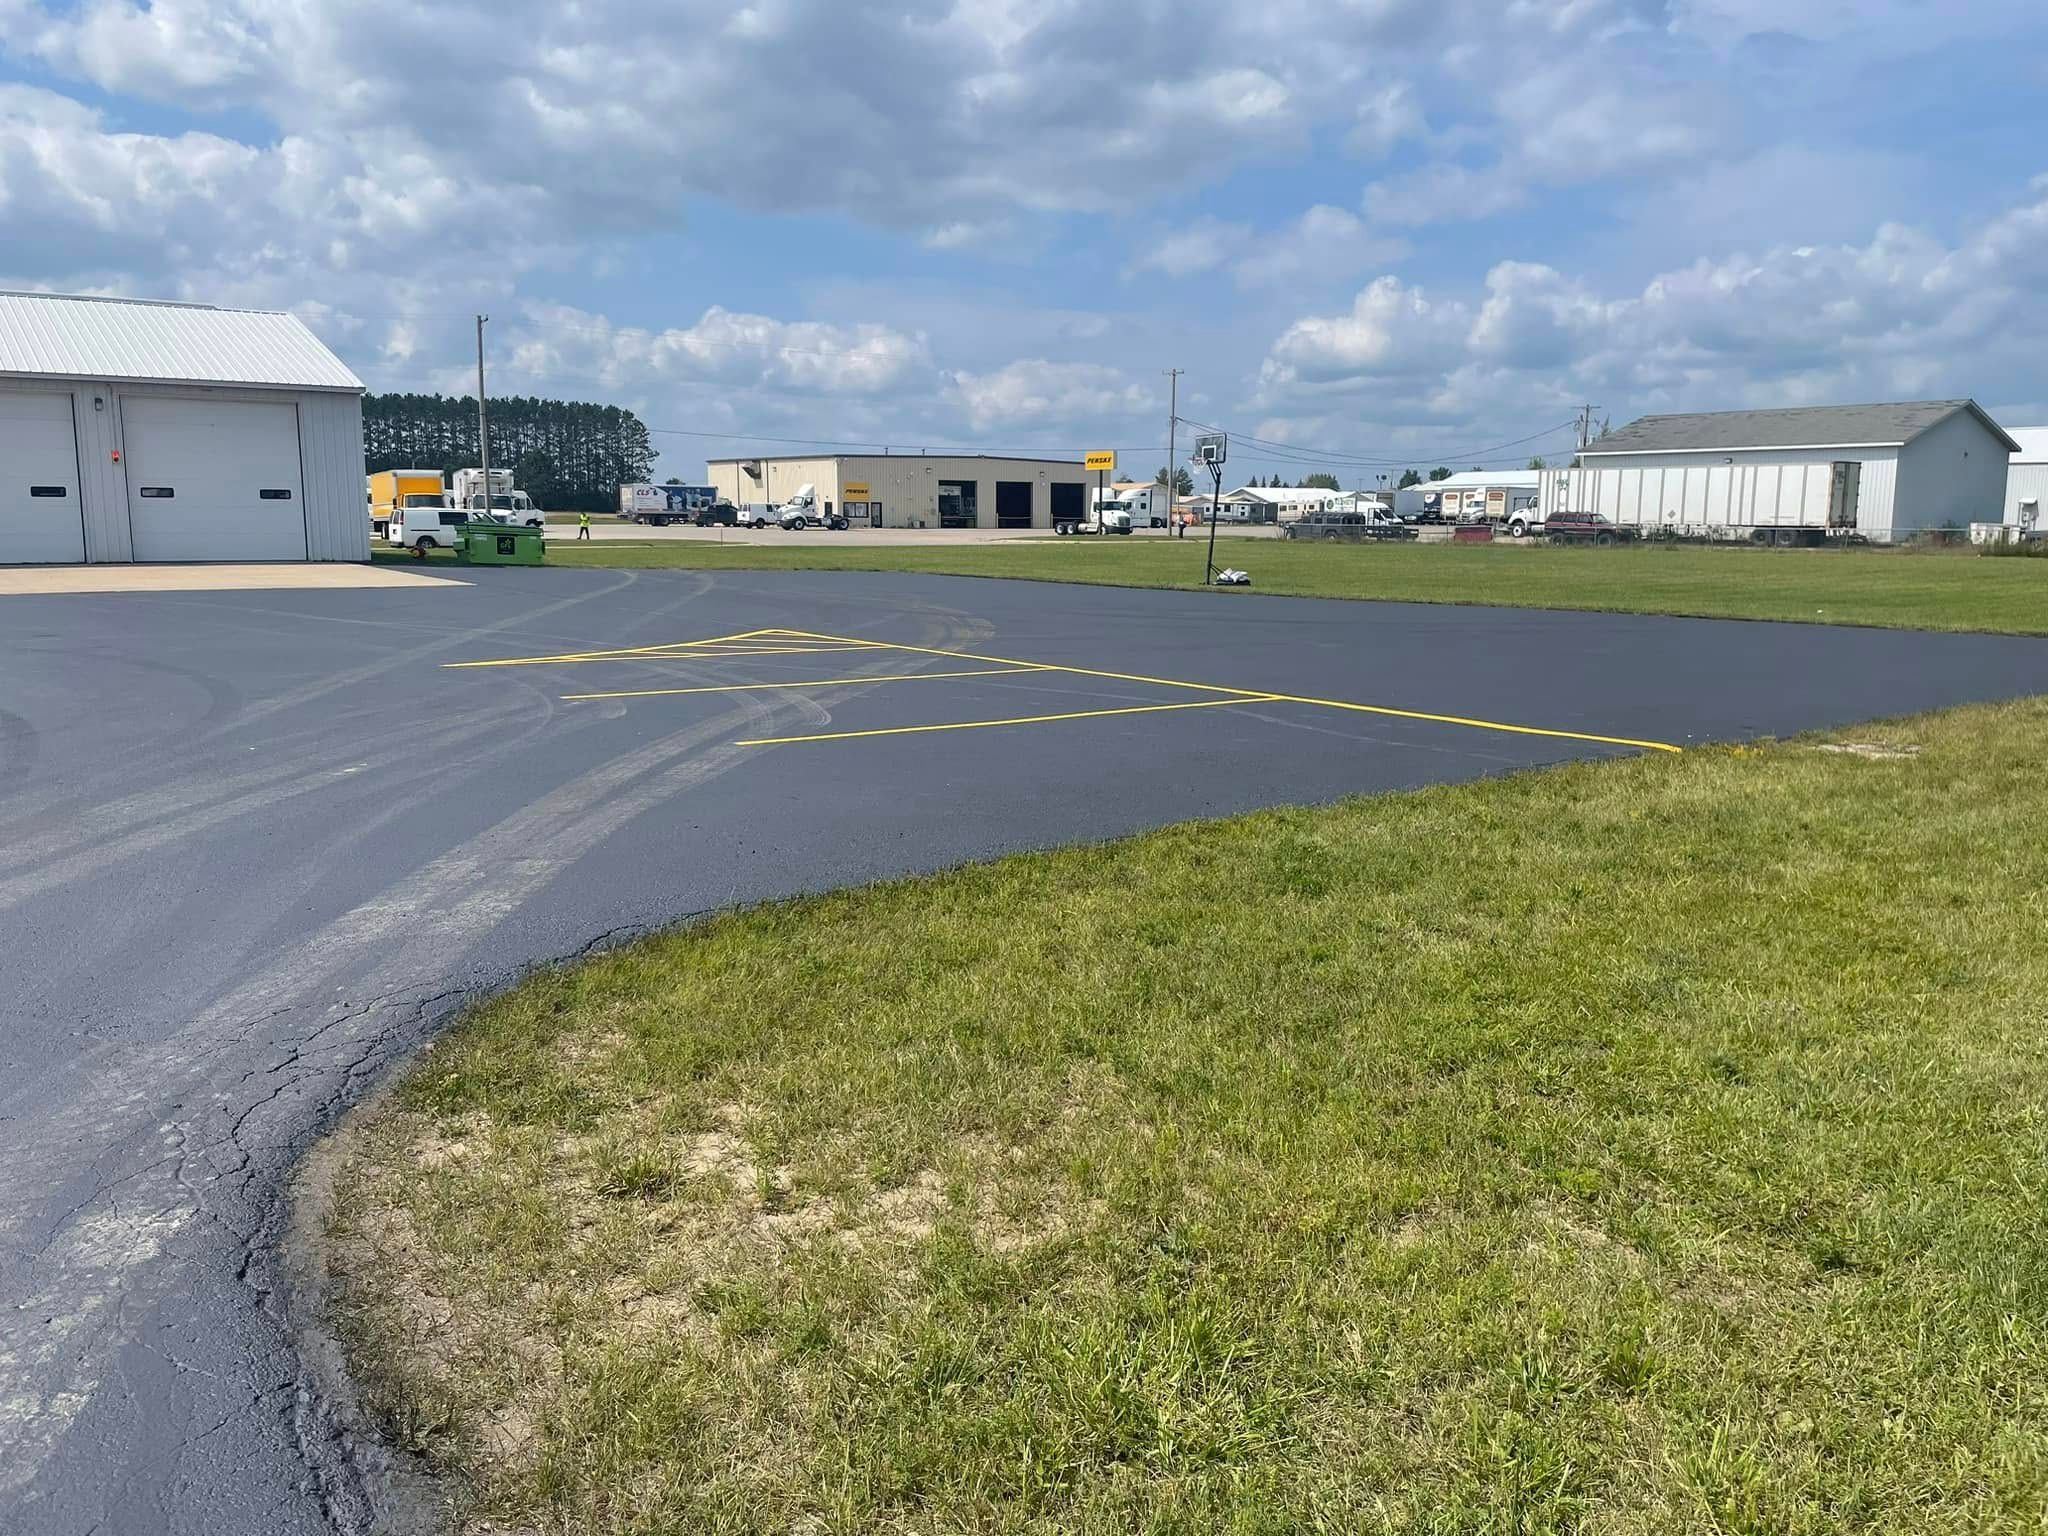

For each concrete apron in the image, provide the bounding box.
[0,565,466,596]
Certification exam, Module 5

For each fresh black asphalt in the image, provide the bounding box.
[3,566,2047,1533]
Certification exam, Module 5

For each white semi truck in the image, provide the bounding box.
[1110,485,1170,528]
[775,484,848,531]
[451,467,541,526]
[1058,497,1132,535]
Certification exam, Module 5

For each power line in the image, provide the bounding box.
[1173,415,1581,469]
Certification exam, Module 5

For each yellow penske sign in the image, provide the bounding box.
[1084,451,1117,472]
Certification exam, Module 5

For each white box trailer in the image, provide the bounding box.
[1538,463,1860,546]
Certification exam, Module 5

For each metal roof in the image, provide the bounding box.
[707,452,1086,467]
[2008,427,2048,463]
[0,291,363,392]
[1428,470,1541,490]
[1227,485,1343,504]
[1585,400,2018,456]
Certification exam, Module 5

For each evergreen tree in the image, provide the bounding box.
[362,392,657,511]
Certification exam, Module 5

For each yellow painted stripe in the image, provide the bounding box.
[444,628,782,668]
[447,640,884,668]
[675,644,886,656]
[768,630,1682,755]
[565,666,1051,702]
[739,694,1279,747]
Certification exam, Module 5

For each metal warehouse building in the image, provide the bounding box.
[1548,400,2016,544]
[0,291,368,565]
[707,454,1092,531]
[2005,428,2048,534]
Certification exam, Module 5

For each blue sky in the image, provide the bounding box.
[3,0,2046,486]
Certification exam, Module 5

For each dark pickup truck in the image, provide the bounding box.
[1543,511,1639,546]
[1282,510,1416,542]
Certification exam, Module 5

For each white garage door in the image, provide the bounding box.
[123,396,307,561]
[0,391,86,564]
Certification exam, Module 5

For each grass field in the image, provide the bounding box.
[531,538,2048,634]
[326,700,2048,1535]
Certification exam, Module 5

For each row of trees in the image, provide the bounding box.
[362,393,658,513]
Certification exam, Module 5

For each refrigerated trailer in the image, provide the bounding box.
[1538,462,1864,545]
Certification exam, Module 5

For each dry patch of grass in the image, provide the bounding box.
[326,700,2048,1534]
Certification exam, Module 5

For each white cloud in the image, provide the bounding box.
[1348,81,1424,159]
[1129,207,1409,290]
[1129,219,1246,280]
[1260,179,2048,431]
[497,304,930,400]
[1232,206,1411,290]
[1262,276,1470,387]
[948,358,1151,431]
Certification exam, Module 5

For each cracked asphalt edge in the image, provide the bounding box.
[275,924,662,1536]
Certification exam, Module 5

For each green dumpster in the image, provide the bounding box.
[459,521,546,566]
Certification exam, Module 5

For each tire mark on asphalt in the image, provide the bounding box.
[0,593,992,1521]
[0,572,706,881]
[0,710,36,782]
[0,699,538,900]
[0,618,971,1506]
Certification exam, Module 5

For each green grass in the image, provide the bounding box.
[327,701,2048,1534]
[538,538,2048,634]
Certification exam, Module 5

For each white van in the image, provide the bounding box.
[387,499,471,555]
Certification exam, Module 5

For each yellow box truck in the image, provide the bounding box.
[367,469,445,538]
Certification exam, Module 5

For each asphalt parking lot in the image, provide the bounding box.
[5,567,2048,1534]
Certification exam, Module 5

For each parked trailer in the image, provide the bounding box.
[1536,464,1861,545]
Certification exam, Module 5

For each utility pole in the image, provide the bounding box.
[1163,368,1184,536]
[1576,403,1602,454]
[476,315,491,516]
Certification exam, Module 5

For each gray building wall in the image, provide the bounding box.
[1891,408,2012,536]
[10,379,367,562]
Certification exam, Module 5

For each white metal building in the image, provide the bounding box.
[0,291,368,564]
[707,453,1091,530]
[1547,400,2016,544]
[2003,428,2048,534]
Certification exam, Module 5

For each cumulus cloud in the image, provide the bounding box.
[498,304,930,399]
[1130,207,1408,290]
[1259,179,2048,431]
[948,359,1151,431]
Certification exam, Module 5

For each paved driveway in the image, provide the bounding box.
[4,568,2047,1533]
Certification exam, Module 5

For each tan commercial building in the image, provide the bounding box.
[707,453,1093,531]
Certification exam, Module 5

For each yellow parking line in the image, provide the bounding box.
[767,629,1682,754]
[445,628,782,668]
[738,694,1280,747]
[565,665,1052,701]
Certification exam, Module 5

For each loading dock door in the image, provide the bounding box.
[124,396,307,561]
[1049,482,1082,529]
[0,391,86,564]
[996,480,1032,529]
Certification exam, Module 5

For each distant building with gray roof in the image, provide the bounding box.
[1568,399,2017,542]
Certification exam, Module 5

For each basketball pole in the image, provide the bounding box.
[1204,458,1223,584]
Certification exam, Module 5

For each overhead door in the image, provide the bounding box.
[995,480,1032,529]
[0,391,86,564]
[123,396,307,561]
